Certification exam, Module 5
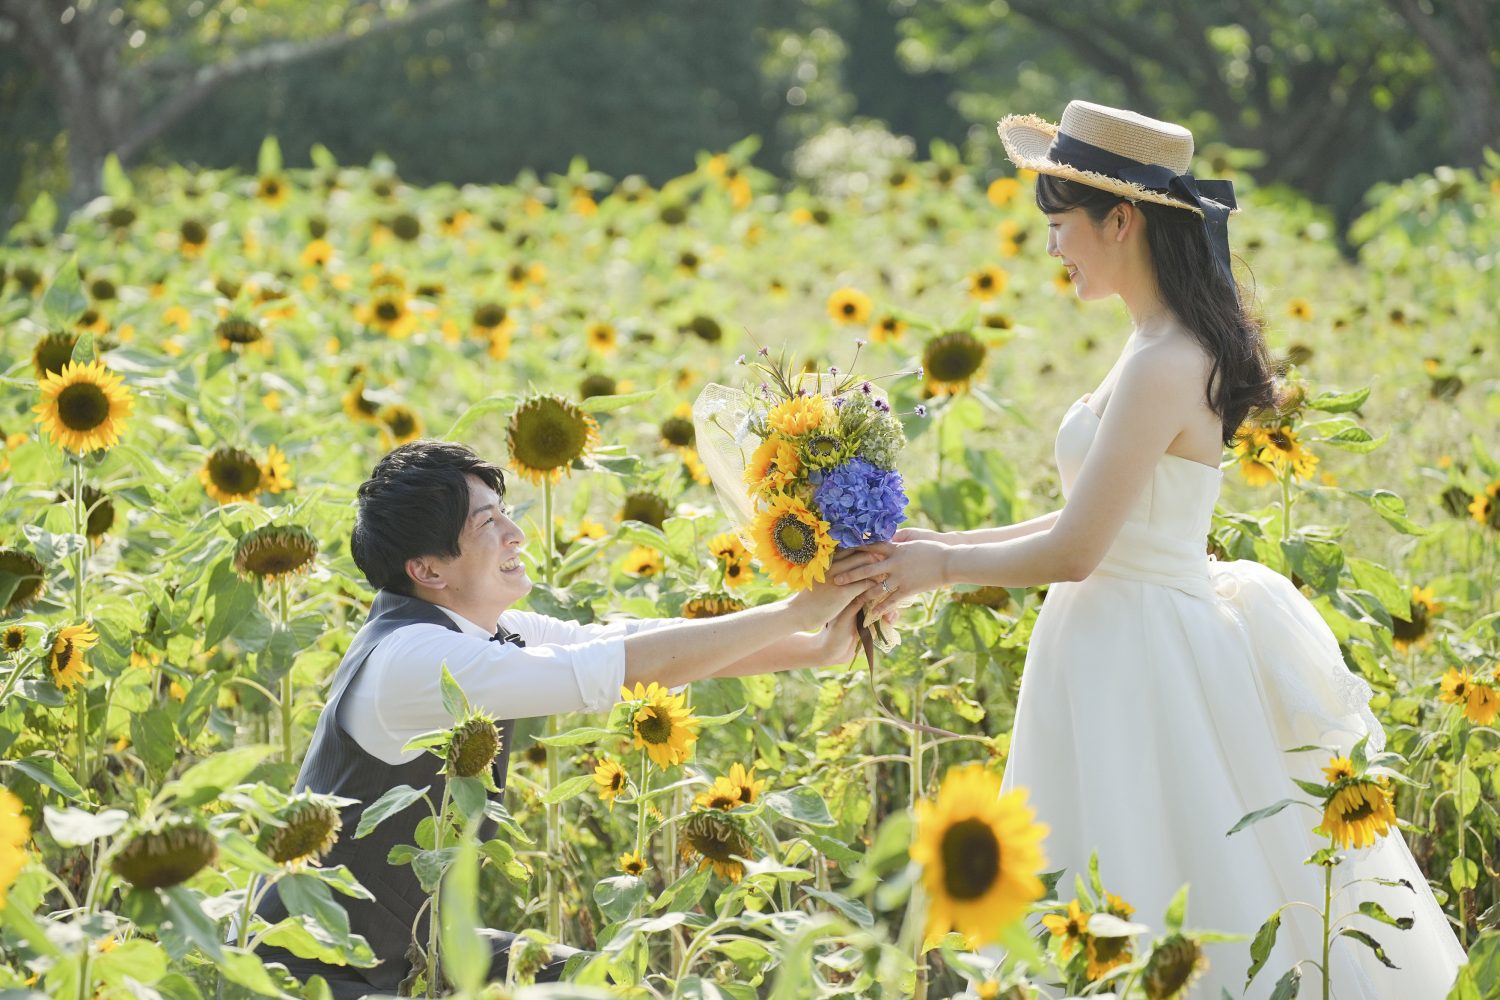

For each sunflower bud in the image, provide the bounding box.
[233,524,319,581]
[111,819,219,889]
[1141,933,1205,1000]
[447,715,502,778]
[260,796,342,866]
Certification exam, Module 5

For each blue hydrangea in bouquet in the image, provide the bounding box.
[692,344,914,656]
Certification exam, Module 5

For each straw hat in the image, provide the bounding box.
[997,100,1235,217]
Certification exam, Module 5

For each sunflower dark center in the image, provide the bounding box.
[773,514,818,564]
[375,301,401,322]
[841,302,856,316]
[56,640,76,672]
[928,334,985,383]
[978,274,994,289]
[210,452,262,494]
[636,708,672,745]
[1340,790,1377,822]
[387,411,416,436]
[181,221,207,243]
[1268,431,1292,451]
[940,818,1001,901]
[4,630,23,651]
[56,383,110,431]
[474,304,506,328]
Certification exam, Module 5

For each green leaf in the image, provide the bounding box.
[1227,798,1312,835]
[354,784,429,839]
[259,914,376,968]
[652,864,710,914]
[413,848,458,893]
[1347,559,1408,620]
[160,885,225,963]
[93,938,167,989]
[763,786,835,828]
[278,873,351,942]
[578,389,656,413]
[440,835,489,993]
[43,805,129,847]
[542,772,598,804]
[443,393,516,441]
[449,775,488,821]
[1457,765,1481,818]
[204,558,259,650]
[800,887,873,928]
[537,726,616,747]
[1246,911,1281,987]
[257,135,283,176]
[1164,883,1188,932]
[1355,900,1414,930]
[6,755,84,801]
[41,256,87,327]
[1450,857,1479,891]
[101,154,134,202]
[1339,928,1397,968]
[1344,489,1426,535]
[131,708,178,777]
[159,744,274,808]
[439,662,470,721]
[1268,965,1301,1000]
[1306,386,1370,413]
[594,874,647,924]
[216,948,283,997]
[1320,426,1388,454]
[1444,931,1500,1000]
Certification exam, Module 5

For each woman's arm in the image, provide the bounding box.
[932,510,1060,545]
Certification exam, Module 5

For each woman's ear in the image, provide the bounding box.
[1113,202,1137,241]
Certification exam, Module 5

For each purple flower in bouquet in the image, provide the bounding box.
[813,457,907,548]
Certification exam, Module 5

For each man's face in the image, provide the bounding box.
[418,474,531,613]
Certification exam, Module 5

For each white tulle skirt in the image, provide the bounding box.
[1000,557,1466,998]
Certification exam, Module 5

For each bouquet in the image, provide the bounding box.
[692,347,911,655]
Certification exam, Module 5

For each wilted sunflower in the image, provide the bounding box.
[55,484,116,542]
[446,714,502,778]
[968,266,1007,301]
[378,404,423,447]
[260,795,341,866]
[678,808,754,882]
[1317,767,1396,849]
[749,493,836,589]
[3,625,28,655]
[0,550,46,613]
[32,331,78,377]
[617,851,648,877]
[681,594,746,619]
[593,758,629,810]
[233,524,319,581]
[200,447,264,504]
[624,546,664,578]
[389,212,422,242]
[682,315,722,343]
[49,623,98,690]
[909,765,1048,945]
[579,373,618,399]
[744,435,801,496]
[923,330,987,395]
[111,818,218,889]
[954,586,1011,611]
[826,287,872,325]
[215,315,264,350]
[34,360,134,453]
[708,532,752,589]
[586,322,618,354]
[619,491,671,530]
[1141,933,1206,1000]
[1392,585,1440,651]
[622,681,700,770]
[506,395,600,486]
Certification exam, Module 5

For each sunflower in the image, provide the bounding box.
[620,491,671,530]
[681,594,747,619]
[870,314,907,343]
[1,788,31,910]
[233,524,318,581]
[744,435,802,496]
[968,266,1007,301]
[725,762,764,805]
[617,851,649,877]
[678,808,754,882]
[708,532,753,589]
[111,819,218,889]
[1464,681,1500,726]
[49,623,98,690]
[593,758,629,810]
[356,292,418,339]
[586,321,618,354]
[1263,426,1319,480]
[300,239,333,268]
[986,177,1021,207]
[261,444,293,494]
[506,395,600,486]
[1141,933,1206,1000]
[1041,899,1088,959]
[622,681,700,770]
[749,493,836,589]
[1469,482,1500,529]
[1392,585,1440,651]
[1321,756,1355,783]
[827,287,872,325]
[471,302,514,340]
[55,484,116,542]
[909,765,1049,945]
[32,331,78,377]
[625,546,664,577]
[200,447,264,504]
[378,404,423,447]
[694,776,744,812]
[767,394,829,437]
[260,796,341,866]
[1232,427,1279,486]
[1287,298,1313,321]
[215,315,264,350]
[660,415,696,449]
[446,714,502,778]
[34,360,134,453]
[1085,893,1136,981]
[924,330,987,395]
[179,218,208,255]
[1318,775,1396,849]
[2,626,26,655]
[580,373,618,399]
[257,175,288,206]
[0,550,46,614]
[343,377,381,424]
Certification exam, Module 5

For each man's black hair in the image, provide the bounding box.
[351,440,507,595]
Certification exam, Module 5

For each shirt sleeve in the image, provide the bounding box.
[339,621,631,765]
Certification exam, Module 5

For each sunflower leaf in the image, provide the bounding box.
[1227,797,1313,836]
[41,255,87,327]
[1164,883,1189,932]
[541,773,597,804]
[1338,928,1397,968]
[536,726,616,748]
[1246,910,1281,987]
[1268,965,1301,1000]
[354,784,430,839]
[578,390,656,414]
[1306,386,1371,413]
[595,875,647,924]
[1355,900,1414,930]
[439,663,470,722]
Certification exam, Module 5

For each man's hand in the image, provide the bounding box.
[787,574,877,632]
[804,600,865,666]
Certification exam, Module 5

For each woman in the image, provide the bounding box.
[833,102,1464,996]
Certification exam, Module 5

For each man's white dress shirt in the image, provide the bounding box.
[340,606,678,764]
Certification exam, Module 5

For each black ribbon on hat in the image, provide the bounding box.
[490,627,526,647]
[1046,132,1238,297]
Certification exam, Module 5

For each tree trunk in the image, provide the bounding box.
[1388,0,1499,166]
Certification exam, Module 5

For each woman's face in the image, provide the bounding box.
[1045,206,1124,301]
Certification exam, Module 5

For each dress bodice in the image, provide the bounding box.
[1056,396,1223,596]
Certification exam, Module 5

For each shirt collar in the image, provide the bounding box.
[435,605,500,639]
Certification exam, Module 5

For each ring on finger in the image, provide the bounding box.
[879,579,892,593]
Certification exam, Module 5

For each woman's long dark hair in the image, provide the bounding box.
[1036,174,1277,444]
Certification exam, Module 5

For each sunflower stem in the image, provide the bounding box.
[1321,849,1332,1000]
[426,781,452,1000]
[1454,727,1469,949]
[71,457,89,789]
[1279,467,1294,578]
[904,674,928,1000]
[278,576,294,765]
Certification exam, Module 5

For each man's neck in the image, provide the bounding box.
[405,589,506,632]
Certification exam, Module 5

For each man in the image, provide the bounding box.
[256,440,870,996]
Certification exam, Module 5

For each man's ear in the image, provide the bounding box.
[405,556,445,591]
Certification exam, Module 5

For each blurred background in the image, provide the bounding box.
[1,0,1496,236]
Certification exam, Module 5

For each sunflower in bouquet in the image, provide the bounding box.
[694,346,910,598]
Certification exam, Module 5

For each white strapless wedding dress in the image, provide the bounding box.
[1000,397,1465,998]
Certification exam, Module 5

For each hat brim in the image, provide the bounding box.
[996,114,1231,216]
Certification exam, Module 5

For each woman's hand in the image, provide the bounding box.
[892,526,949,544]
[830,540,949,619]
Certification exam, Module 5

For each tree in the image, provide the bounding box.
[1386,0,1499,167]
[0,0,473,209]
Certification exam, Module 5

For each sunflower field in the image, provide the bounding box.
[1,133,1499,999]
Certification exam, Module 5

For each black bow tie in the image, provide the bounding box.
[490,627,526,647]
